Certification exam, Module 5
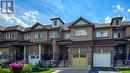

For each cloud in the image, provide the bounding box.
[45,0,63,10]
[104,16,111,23]
[127,9,130,12]
[113,4,124,12]
[0,13,29,27]
[22,11,38,23]
[122,17,127,21]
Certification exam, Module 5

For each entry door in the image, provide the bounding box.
[93,53,111,67]
[72,54,87,68]
[29,55,39,65]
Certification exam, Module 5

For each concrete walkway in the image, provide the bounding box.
[54,68,90,73]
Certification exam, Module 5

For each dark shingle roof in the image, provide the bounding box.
[4,25,25,31]
[0,25,6,31]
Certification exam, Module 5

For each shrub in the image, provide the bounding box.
[9,62,23,69]
[22,64,32,73]
[9,62,25,73]
[0,61,10,68]
[32,64,41,72]
[43,67,49,71]
[1,68,11,73]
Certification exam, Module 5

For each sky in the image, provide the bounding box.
[0,0,130,27]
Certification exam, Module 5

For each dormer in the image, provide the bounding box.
[51,18,64,27]
[111,17,123,25]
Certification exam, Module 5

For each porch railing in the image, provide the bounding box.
[39,60,70,68]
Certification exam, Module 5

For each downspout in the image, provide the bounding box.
[91,40,94,67]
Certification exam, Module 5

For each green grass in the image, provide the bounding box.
[118,68,130,73]
[33,69,54,73]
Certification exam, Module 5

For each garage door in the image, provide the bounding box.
[72,54,88,68]
[93,53,111,67]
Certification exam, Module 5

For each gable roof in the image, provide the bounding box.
[69,17,93,27]
[4,25,25,31]
[29,22,46,31]
[110,17,123,25]
[0,25,6,31]
[50,17,64,24]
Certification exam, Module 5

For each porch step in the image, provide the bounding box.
[58,60,65,67]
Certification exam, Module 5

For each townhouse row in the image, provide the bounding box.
[0,17,130,67]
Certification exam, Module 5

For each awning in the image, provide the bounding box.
[94,39,116,46]
[57,40,72,45]
[0,41,32,48]
[71,39,117,46]
[72,41,94,46]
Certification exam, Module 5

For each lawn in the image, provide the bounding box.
[118,68,130,73]
[33,69,54,73]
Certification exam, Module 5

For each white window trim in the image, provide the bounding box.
[75,29,87,36]
[5,33,16,40]
[50,31,57,38]
[34,32,44,39]
[63,33,70,39]
[113,31,121,38]
[96,30,108,37]
[24,33,31,40]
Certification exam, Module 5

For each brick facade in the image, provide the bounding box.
[0,17,130,67]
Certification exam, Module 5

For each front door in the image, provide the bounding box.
[72,54,88,68]
[29,55,39,65]
[16,48,24,60]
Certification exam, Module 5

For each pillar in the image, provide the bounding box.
[39,44,41,60]
[24,45,26,60]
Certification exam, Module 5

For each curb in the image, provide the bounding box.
[52,70,61,73]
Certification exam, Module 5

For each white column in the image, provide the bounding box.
[24,45,26,60]
[127,44,129,60]
[39,44,41,60]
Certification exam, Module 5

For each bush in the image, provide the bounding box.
[0,61,10,68]
[22,64,32,73]
[1,68,11,73]
[32,64,41,72]
[43,67,49,71]
[9,62,24,73]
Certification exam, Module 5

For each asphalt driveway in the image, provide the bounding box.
[55,68,90,73]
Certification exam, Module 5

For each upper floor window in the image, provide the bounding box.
[34,32,43,39]
[50,31,57,38]
[5,33,16,40]
[54,20,57,26]
[96,30,108,37]
[24,33,31,40]
[113,31,122,38]
[75,29,87,36]
[63,33,70,39]
[116,20,120,25]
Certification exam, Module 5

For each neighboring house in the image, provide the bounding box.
[0,17,130,67]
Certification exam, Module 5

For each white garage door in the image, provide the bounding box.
[93,53,111,67]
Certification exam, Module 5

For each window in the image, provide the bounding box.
[24,33,31,40]
[63,33,70,39]
[116,20,120,25]
[34,32,43,39]
[96,30,108,37]
[75,29,87,36]
[113,31,121,38]
[54,20,57,26]
[5,33,16,40]
[50,31,57,38]
[0,51,8,60]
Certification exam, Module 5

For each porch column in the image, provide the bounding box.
[91,46,94,67]
[127,42,130,60]
[24,45,26,60]
[39,44,41,60]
